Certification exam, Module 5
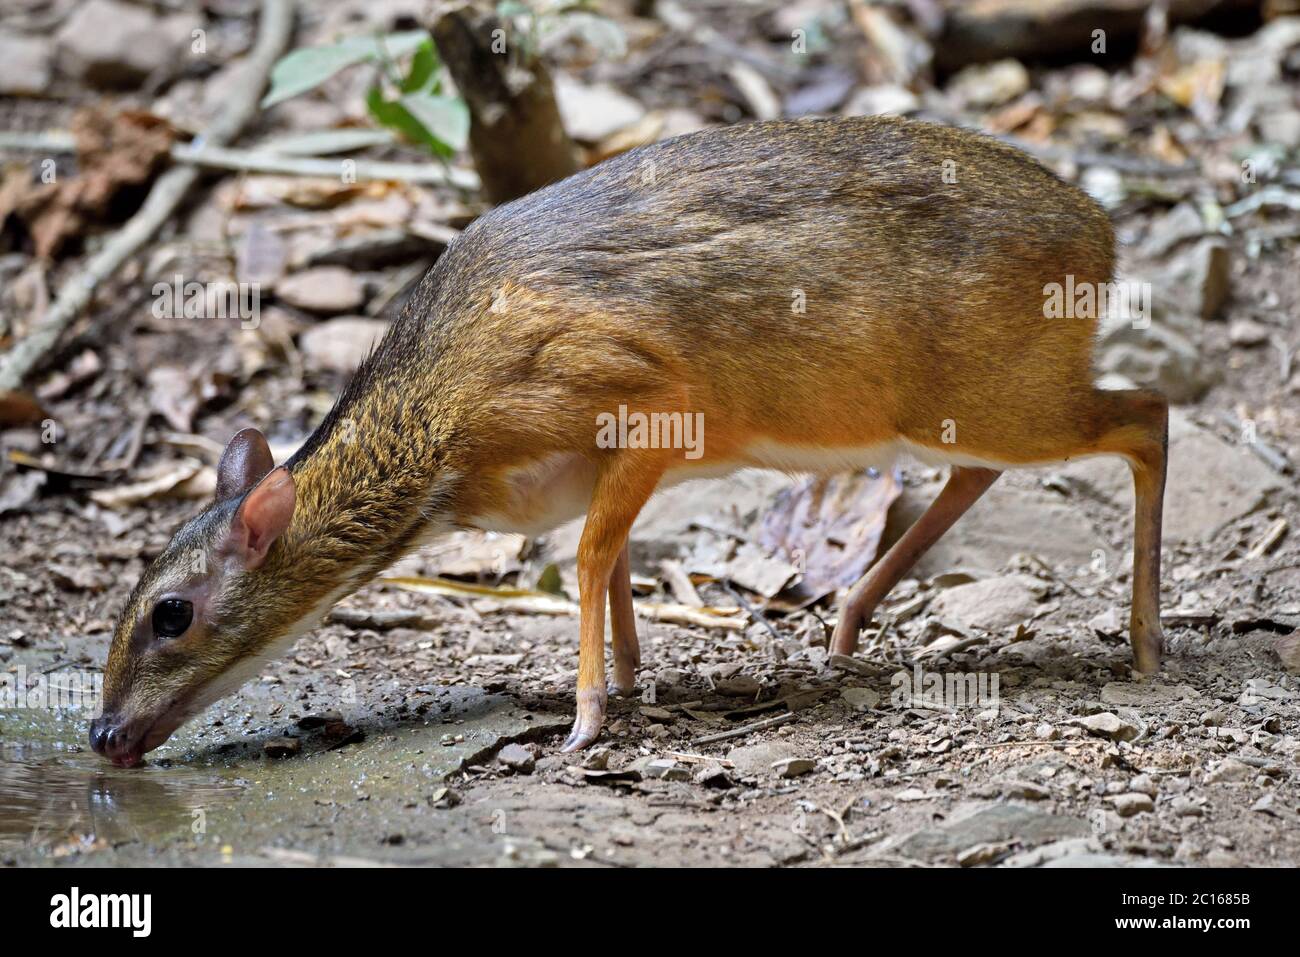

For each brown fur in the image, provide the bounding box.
[99,116,1169,759]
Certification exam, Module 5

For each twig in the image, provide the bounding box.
[170,144,480,190]
[692,711,797,745]
[0,0,294,392]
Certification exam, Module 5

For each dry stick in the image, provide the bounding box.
[171,145,480,190]
[0,0,294,393]
[693,711,797,745]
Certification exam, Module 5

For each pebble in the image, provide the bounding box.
[496,743,536,774]
[263,737,300,759]
[1111,793,1154,816]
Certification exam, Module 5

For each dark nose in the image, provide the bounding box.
[89,717,113,755]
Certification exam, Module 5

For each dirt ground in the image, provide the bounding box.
[1,1,1299,867]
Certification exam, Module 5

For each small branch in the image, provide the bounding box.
[693,711,797,745]
[0,0,294,392]
[171,144,481,190]
[432,0,578,204]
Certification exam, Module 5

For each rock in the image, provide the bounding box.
[1060,410,1282,543]
[694,764,734,788]
[554,75,645,142]
[934,0,1240,71]
[1205,758,1252,784]
[1076,712,1140,742]
[892,803,1089,863]
[1170,796,1203,817]
[1259,108,1300,149]
[1100,681,1201,707]
[276,267,366,314]
[715,674,762,697]
[263,737,301,758]
[581,747,611,771]
[1274,631,1300,674]
[1152,238,1233,323]
[0,31,53,95]
[946,59,1029,107]
[1042,850,1169,867]
[1110,792,1154,817]
[1141,203,1208,257]
[956,842,1010,867]
[841,687,881,711]
[1080,166,1124,210]
[772,757,816,779]
[55,0,200,88]
[841,84,920,117]
[1125,775,1157,798]
[644,758,690,782]
[1001,780,1050,801]
[928,574,1047,631]
[1229,319,1272,347]
[1097,322,1214,403]
[726,741,800,777]
[886,477,1106,577]
[299,318,389,374]
[496,743,536,774]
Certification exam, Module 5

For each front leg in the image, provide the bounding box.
[608,543,640,695]
[562,451,665,752]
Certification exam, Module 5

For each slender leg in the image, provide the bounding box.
[1126,400,1168,674]
[608,543,640,695]
[562,452,665,752]
[831,466,1001,656]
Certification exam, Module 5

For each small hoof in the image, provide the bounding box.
[559,688,606,752]
[830,616,862,658]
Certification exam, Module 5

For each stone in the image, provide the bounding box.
[1229,319,1272,347]
[1259,108,1300,149]
[772,757,816,779]
[299,318,389,374]
[1170,796,1203,817]
[263,737,301,758]
[841,687,881,711]
[715,674,762,697]
[276,267,366,314]
[1152,238,1233,322]
[643,758,690,782]
[554,75,645,142]
[55,0,200,88]
[496,743,536,774]
[886,477,1107,577]
[928,574,1047,631]
[1076,712,1140,742]
[725,741,800,777]
[1100,681,1201,707]
[0,31,53,95]
[841,84,920,117]
[1110,792,1154,817]
[947,59,1029,107]
[892,803,1089,863]
[1060,409,1282,543]
[1205,758,1252,784]
[1097,322,1215,403]
[1001,780,1051,801]
[1274,631,1300,674]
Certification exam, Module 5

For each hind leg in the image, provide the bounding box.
[831,466,1000,656]
[608,543,640,695]
[1106,391,1168,673]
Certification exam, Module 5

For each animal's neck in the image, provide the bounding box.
[278,384,455,591]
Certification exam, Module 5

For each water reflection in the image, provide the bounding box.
[0,740,243,855]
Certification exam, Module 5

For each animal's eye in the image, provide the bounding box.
[152,599,193,639]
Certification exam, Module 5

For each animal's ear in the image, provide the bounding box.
[223,467,296,570]
[216,428,274,501]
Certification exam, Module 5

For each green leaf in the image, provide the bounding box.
[400,38,440,94]
[261,31,430,108]
[398,92,470,154]
[365,88,469,157]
